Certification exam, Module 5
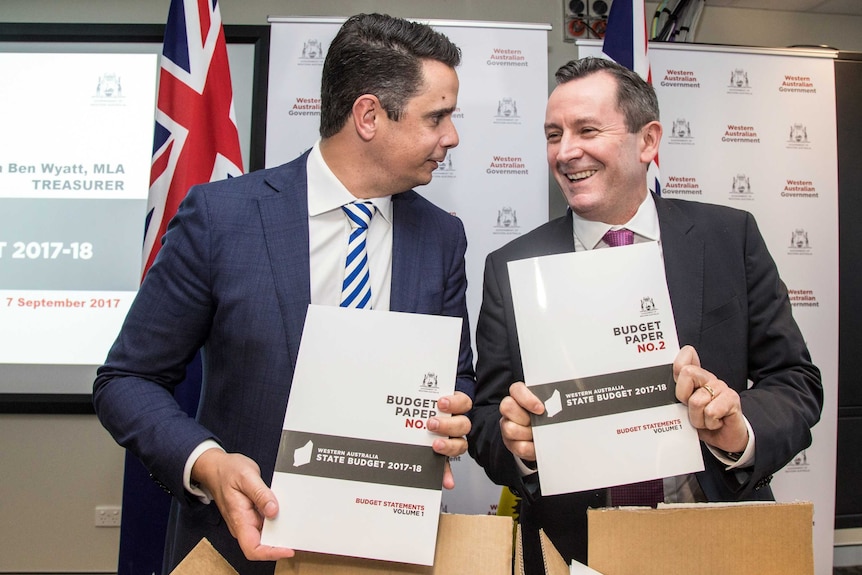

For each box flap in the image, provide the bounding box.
[588,501,814,575]
[539,529,571,575]
[514,524,525,575]
[169,538,238,575]
[275,513,513,575]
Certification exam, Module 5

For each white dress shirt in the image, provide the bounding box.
[516,192,755,504]
[185,141,395,501]
[306,141,393,310]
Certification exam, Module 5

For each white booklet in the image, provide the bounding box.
[508,242,704,497]
[261,304,461,565]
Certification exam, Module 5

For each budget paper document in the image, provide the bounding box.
[261,304,461,564]
[508,242,704,496]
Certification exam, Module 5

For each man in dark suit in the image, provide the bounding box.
[94,14,474,575]
[467,57,823,574]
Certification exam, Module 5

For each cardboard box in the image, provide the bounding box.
[513,525,574,575]
[171,513,514,575]
[172,502,814,575]
[587,501,814,575]
[169,538,238,575]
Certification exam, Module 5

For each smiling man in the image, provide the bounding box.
[467,57,822,574]
[94,14,475,575]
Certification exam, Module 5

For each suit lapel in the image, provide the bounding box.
[390,192,421,313]
[259,157,312,368]
[654,195,704,348]
[547,210,577,254]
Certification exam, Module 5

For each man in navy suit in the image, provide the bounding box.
[467,57,823,574]
[94,14,474,574]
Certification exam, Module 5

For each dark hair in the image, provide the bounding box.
[554,57,659,132]
[319,13,461,138]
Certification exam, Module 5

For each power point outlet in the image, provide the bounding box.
[95,505,122,527]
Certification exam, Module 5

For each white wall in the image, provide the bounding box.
[1,1,860,571]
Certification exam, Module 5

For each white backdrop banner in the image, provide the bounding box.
[580,39,839,575]
[266,17,551,517]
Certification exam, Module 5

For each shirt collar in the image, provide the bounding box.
[306,140,392,222]
[572,192,660,250]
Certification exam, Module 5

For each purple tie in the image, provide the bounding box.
[602,228,634,247]
[609,479,664,507]
[603,227,664,506]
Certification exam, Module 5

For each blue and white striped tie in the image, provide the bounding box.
[340,201,374,309]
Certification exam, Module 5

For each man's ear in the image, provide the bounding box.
[640,120,663,164]
[352,94,381,142]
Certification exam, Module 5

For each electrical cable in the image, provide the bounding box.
[687,0,707,42]
[654,0,693,42]
[673,0,696,41]
[650,0,671,39]
[669,1,691,42]
[675,0,706,42]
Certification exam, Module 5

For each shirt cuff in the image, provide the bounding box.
[708,415,755,469]
[514,453,539,477]
[183,440,224,504]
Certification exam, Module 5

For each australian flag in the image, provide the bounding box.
[602,0,661,196]
[120,1,243,573]
[143,0,243,276]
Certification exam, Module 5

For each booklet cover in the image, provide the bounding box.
[507,242,704,497]
[260,305,461,565]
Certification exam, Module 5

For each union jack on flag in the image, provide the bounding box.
[143,0,243,277]
[602,0,661,196]
[120,3,242,572]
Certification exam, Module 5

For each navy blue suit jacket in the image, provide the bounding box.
[94,152,475,574]
[467,194,822,574]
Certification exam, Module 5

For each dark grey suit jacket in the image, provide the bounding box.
[467,194,822,574]
[94,151,475,574]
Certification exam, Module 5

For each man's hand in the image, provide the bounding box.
[191,449,296,562]
[674,345,748,453]
[499,382,544,462]
[427,391,472,489]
